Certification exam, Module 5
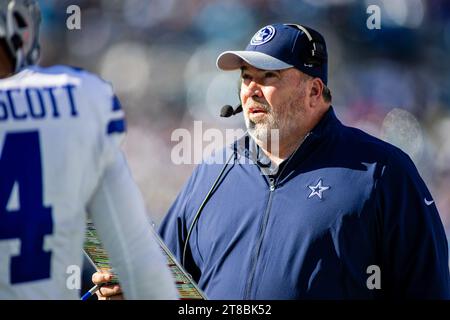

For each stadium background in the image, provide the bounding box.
[37,0,450,251]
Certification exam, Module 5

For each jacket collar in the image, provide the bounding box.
[233,106,341,176]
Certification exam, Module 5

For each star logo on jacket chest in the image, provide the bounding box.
[308,179,330,199]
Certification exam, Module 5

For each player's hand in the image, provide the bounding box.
[92,271,123,300]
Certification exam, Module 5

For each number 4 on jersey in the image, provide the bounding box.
[0,131,53,284]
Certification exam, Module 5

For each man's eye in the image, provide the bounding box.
[265,72,277,78]
[241,74,251,80]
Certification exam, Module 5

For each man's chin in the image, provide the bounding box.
[248,127,272,144]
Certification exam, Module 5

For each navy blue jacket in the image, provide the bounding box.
[159,107,450,299]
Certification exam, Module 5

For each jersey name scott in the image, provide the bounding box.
[0,84,78,122]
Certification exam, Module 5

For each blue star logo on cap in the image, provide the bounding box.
[250,25,276,46]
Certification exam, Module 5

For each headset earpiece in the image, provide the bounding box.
[284,23,327,67]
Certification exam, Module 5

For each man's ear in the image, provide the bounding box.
[309,78,324,107]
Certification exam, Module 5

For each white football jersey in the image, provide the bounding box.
[0,65,178,299]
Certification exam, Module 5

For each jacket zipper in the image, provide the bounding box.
[244,176,276,299]
[243,132,312,299]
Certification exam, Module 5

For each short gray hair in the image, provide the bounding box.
[322,85,332,103]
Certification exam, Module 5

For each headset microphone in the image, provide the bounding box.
[220,104,242,117]
[220,105,234,117]
[233,104,243,115]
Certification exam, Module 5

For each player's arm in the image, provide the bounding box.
[87,150,178,300]
[158,165,203,282]
[84,76,177,299]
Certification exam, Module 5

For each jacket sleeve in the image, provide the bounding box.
[377,148,450,299]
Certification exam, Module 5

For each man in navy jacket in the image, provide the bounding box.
[159,23,449,299]
[95,23,450,299]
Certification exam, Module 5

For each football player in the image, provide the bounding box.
[0,0,178,300]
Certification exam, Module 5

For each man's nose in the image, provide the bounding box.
[246,80,263,98]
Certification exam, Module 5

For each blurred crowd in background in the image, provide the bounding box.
[36,0,450,243]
